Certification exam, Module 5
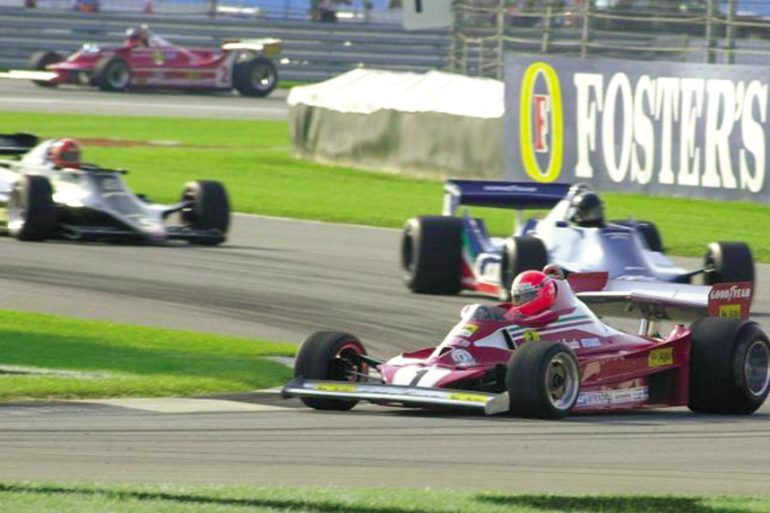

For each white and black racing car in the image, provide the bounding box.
[0,133,230,245]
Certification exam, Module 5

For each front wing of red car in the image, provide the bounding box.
[282,378,510,415]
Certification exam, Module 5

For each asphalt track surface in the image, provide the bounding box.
[0,80,290,119]
[1,81,770,495]
[0,215,769,494]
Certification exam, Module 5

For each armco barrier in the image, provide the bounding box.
[0,7,450,82]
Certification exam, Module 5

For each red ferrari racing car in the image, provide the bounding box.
[16,25,281,97]
[283,266,769,419]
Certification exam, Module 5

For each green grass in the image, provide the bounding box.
[2,112,769,260]
[0,311,294,401]
[0,483,767,513]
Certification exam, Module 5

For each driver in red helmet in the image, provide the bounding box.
[49,138,82,169]
[508,269,558,324]
[124,25,150,48]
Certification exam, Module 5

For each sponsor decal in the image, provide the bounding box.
[719,304,742,318]
[458,324,479,337]
[474,254,501,284]
[581,337,602,348]
[519,61,564,183]
[98,176,123,192]
[708,282,752,319]
[523,330,540,343]
[315,383,356,393]
[449,392,488,403]
[482,184,538,193]
[450,349,475,365]
[152,50,164,65]
[648,347,674,368]
[576,386,649,406]
[571,72,768,193]
[187,71,202,80]
[554,338,581,349]
[709,285,752,301]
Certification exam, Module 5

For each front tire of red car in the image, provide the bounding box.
[233,57,278,97]
[506,341,580,419]
[689,318,770,415]
[28,50,63,88]
[93,57,132,92]
[294,331,368,411]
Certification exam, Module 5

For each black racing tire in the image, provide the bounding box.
[688,318,770,415]
[703,242,755,286]
[180,180,230,245]
[507,341,580,419]
[499,236,548,301]
[233,57,278,97]
[8,175,57,241]
[294,331,368,411]
[401,216,462,295]
[93,56,132,92]
[611,219,664,253]
[27,50,63,88]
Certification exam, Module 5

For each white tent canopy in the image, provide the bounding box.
[288,69,505,179]
[288,69,504,119]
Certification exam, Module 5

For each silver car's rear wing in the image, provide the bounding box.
[0,132,39,156]
[282,378,510,415]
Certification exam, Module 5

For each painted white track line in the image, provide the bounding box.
[77,397,290,413]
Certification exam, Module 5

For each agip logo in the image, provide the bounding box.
[519,62,564,183]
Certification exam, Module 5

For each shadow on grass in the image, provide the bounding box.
[0,484,410,513]
[0,485,762,513]
[477,494,752,513]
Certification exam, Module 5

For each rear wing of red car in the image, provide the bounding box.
[442,180,571,216]
[570,272,753,322]
[221,38,283,58]
[0,133,38,156]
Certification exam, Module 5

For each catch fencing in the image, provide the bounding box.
[0,6,449,82]
[451,0,770,78]
[0,0,388,19]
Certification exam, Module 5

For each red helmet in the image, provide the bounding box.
[49,138,82,169]
[510,270,557,316]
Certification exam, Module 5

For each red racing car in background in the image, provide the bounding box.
[283,266,769,419]
[6,25,281,97]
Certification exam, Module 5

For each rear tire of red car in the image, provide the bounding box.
[8,175,57,241]
[499,236,548,301]
[689,318,770,414]
[294,331,368,411]
[703,241,754,286]
[507,341,580,419]
[233,57,278,97]
[28,50,63,88]
[93,57,132,92]
[401,216,462,295]
[180,180,230,245]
